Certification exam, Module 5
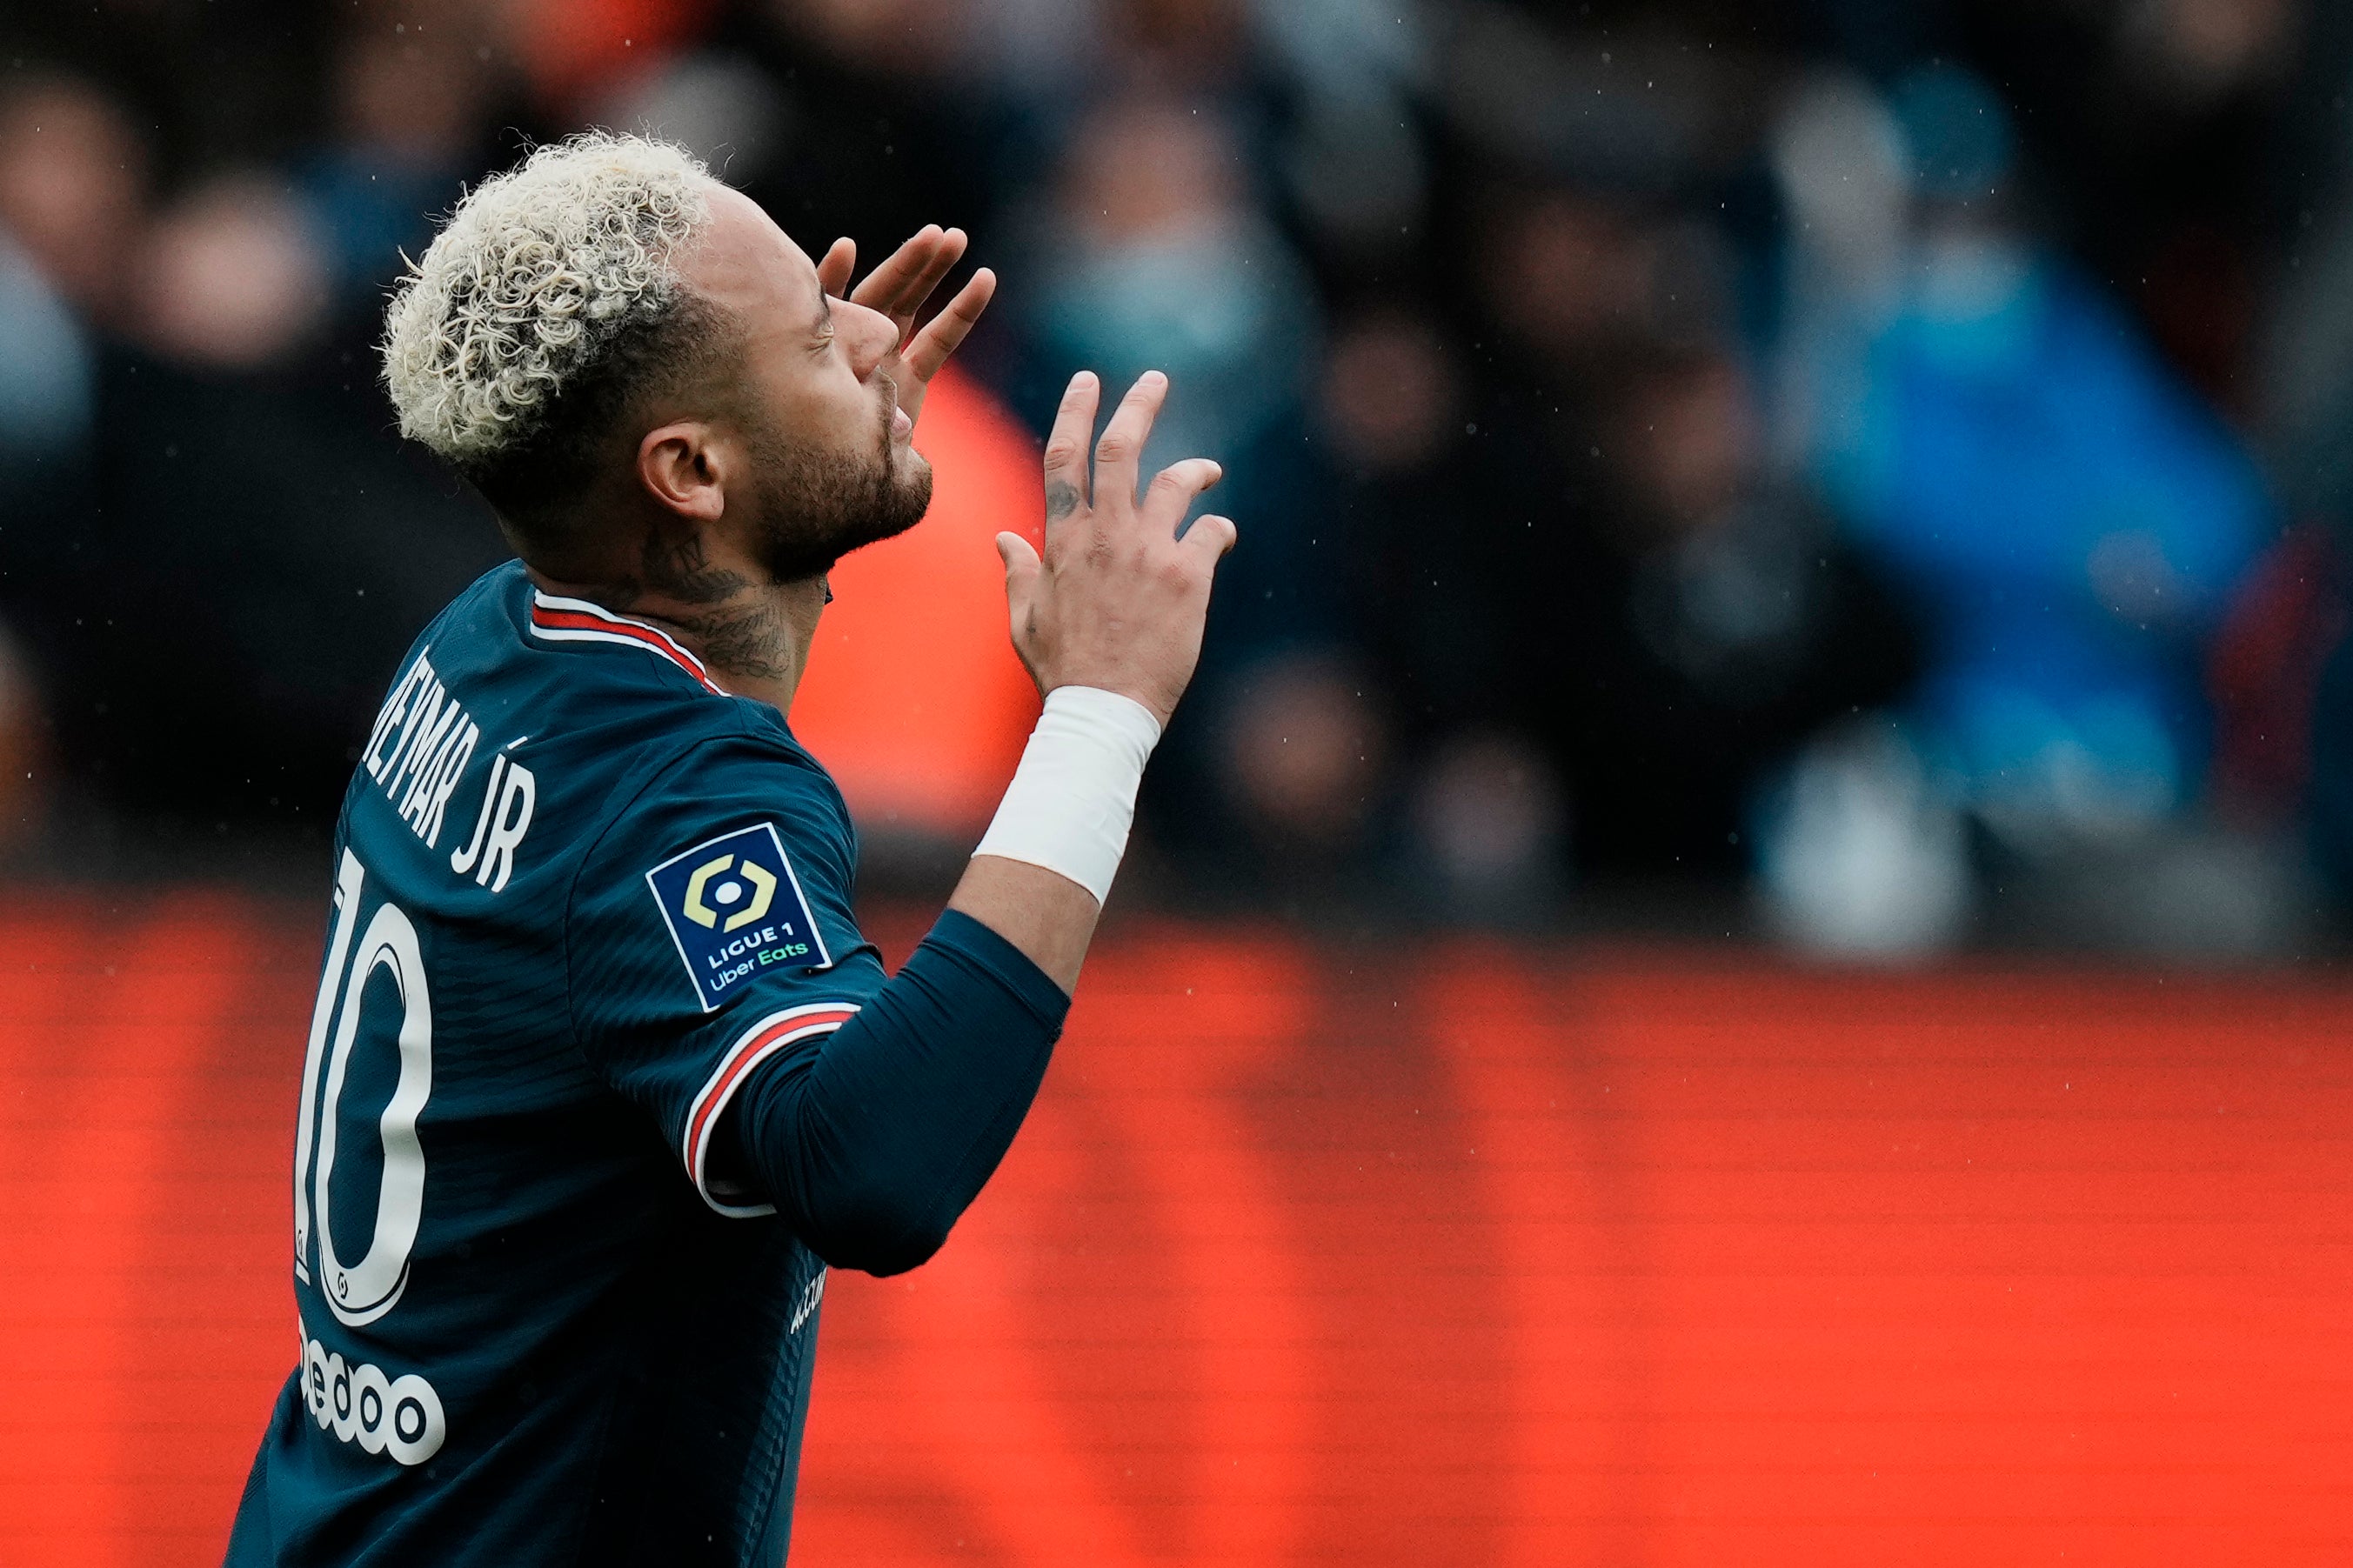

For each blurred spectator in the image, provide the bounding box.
[1790,67,2268,854]
[1440,162,1917,888]
[3,0,2342,956]
[1439,1,1769,197]
[0,224,87,464]
[1320,308,1497,740]
[65,141,505,832]
[1479,189,1685,368]
[1019,96,1317,478]
[605,50,792,189]
[1104,0,1255,92]
[1966,0,2304,408]
[1761,63,2295,955]
[1207,652,1391,910]
[0,74,150,852]
[725,0,993,270]
[767,0,970,80]
[1544,344,1921,882]
[1314,309,1561,917]
[0,73,146,324]
[1755,716,1974,958]
[1412,730,1568,926]
[0,73,142,490]
[299,13,504,319]
[70,324,507,832]
[1254,0,1433,259]
[2206,524,2343,829]
[136,174,329,370]
[2256,5,2353,916]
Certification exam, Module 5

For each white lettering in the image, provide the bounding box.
[312,900,431,1329]
[292,851,367,1284]
[706,926,781,966]
[394,704,463,818]
[371,667,484,851]
[383,680,452,805]
[301,1321,445,1468]
[449,754,507,876]
[417,723,478,848]
[476,762,537,893]
[790,1269,826,1334]
[399,713,468,827]
[379,673,442,783]
[362,653,433,780]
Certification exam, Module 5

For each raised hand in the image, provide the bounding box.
[994,371,1238,728]
[815,226,995,426]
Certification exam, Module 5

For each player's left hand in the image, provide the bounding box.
[816,226,995,427]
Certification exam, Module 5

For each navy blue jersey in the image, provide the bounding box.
[227,561,897,1565]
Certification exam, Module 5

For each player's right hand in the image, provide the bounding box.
[995,370,1237,729]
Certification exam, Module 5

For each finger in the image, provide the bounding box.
[888,226,969,329]
[996,531,1044,657]
[848,224,945,319]
[816,237,856,298]
[1179,512,1239,564]
[901,268,996,383]
[1093,371,1168,520]
[1139,457,1223,534]
[1041,371,1100,528]
[997,530,1042,601]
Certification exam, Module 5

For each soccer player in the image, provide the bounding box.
[224,133,1234,1565]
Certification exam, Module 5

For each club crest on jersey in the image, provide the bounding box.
[646,824,831,1011]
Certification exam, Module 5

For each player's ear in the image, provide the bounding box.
[636,421,728,524]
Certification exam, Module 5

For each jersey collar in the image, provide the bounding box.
[526,591,729,697]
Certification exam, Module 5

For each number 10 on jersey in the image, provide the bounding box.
[293,850,434,1330]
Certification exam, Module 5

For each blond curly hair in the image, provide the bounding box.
[381,132,713,469]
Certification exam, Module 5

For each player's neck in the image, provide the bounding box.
[525,564,827,714]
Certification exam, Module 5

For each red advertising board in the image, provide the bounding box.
[2,894,2347,1565]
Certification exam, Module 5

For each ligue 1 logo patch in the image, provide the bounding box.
[646,823,832,1011]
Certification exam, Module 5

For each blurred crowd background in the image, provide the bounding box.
[9,0,2353,959]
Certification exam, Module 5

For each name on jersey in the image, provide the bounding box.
[363,649,538,893]
[362,649,480,849]
[646,823,831,1011]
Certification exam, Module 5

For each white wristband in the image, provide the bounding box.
[973,686,1162,904]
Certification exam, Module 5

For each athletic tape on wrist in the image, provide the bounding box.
[973,686,1162,904]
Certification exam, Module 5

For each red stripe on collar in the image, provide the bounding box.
[528,591,726,696]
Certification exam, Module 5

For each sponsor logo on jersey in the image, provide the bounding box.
[646,823,832,1011]
[299,1319,445,1467]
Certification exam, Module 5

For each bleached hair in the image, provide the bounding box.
[381,132,713,467]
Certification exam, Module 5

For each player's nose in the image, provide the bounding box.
[837,298,899,382]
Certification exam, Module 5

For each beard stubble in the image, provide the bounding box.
[746,389,933,584]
